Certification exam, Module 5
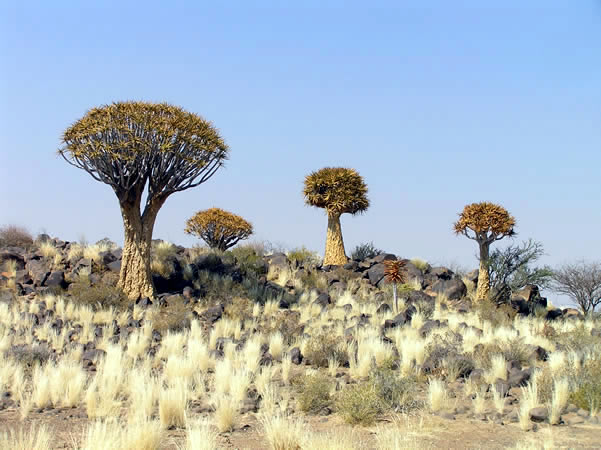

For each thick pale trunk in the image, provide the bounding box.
[118,200,161,301]
[324,212,347,266]
[476,242,490,301]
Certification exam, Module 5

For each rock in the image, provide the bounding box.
[366,263,386,286]
[376,303,391,314]
[383,312,407,330]
[106,260,121,273]
[577,408,589,417]
[508,369,532,387]
[26,260,50,286]
[82,349,106,362]
[265,253,289,269]
[182,286,194,300]
[419,319,440,337]
[278,298,290,309]
[289,347,303,365]
[402,290,435,306]
[545,308,563,320]
[98,251,117,267]
[313,293,331,309]
[562,308,582,319]
[465,269,479,284]
[371,253,397,263]
[429,267,454,280]
[201,304,224,323]
[342,304,353,313]
[529,406,548,422]
[0,250,26,270]
[343,261,358,271]
[430,278,467,301]
[44,271,66,289]
[565,414,585,425]
[530,345,549,361]
[493,380,510,397]
[136,297,153,308]
[510,284,547,314]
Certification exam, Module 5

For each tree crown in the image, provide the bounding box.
[454,202,515,243]
[185,208,253,251]
[303,167,369,216]
[59,101,229,200]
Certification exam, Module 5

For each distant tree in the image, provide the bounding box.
[303,167,369,266]
[551,261,601,314]
[454,202,516,301]
[60,102,228,300]
[0,224,34,249]
[487,239,553,303]
[185,208,253,251]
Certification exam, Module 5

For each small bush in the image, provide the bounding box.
[224,296,254,321]
[369,367,420,412]
[9,345,53,367]
[351,242,382,261]
[151,241,178,278]
[336,382,382,425]
[570,357,601,412]
[229,245,268,276]
[0,225,34,248]
[149,298,191,333]
[304,332,348,368]
[297,375,332,414]
[472,298,515,327]
[68,274,128,310]
[287,246,320,267]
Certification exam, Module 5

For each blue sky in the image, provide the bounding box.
[1,1,600,305]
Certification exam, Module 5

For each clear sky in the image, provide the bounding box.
[1,1,600,306]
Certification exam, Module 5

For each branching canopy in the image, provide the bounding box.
[185,208,253,251]
[454,202,515,245]
[303,167,369,216]
[59,101,229,210]
[552,261,601,314]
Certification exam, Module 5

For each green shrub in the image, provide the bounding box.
[570,357,601,412]
[351,242,382,261]
[304,332,348,368]
[369,368,420,412]
[336,382,382,425]
[297,374,332,414]
[287,246,320,267]
[68,273,128,310]
[229,245,267,276]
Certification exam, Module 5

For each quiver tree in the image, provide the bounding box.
[454,202,515,301]
[185,208,253,251]
[59,102,228,300]
[303,167,369,266]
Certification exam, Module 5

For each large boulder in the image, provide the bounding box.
[430,278,467,301]
[366,263,386,286]
[510,284,547,315]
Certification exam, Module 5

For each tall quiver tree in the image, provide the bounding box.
[454,202,516,301]
[303,167,369,266]
[60,102,228,300]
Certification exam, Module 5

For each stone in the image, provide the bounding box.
[201,304,224,323]
[429,267,454,280]
[0,250,26,270]
[376,303,391,314]
[136,297,153,308]
[44,271,66,289]
[290,347,303,365]
[430,278,467,301]
[419,319,441,337]
[82,349,106,362]
[366,263,386,286]
[545,308,563,320]
[313,293,331,309]
[343,261,358,271]
[265,253,289,269]
[529,406,548,422]
[106,260,121,273]
[493,380,510,397]
[383,312,407,330]
[508,369,531,387]
[562,308,582,319]
[182,286,194,300]
[371,253,397,263]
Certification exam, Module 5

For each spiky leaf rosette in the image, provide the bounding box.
[60,101,229,198]
[303,167,369,216]
[454,202,516,242]
[185,208,253,251]
[384,259,406,284]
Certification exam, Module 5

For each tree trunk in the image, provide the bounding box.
[476,242,491,301]
[324,212,347,266]
[118,199,161,301]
